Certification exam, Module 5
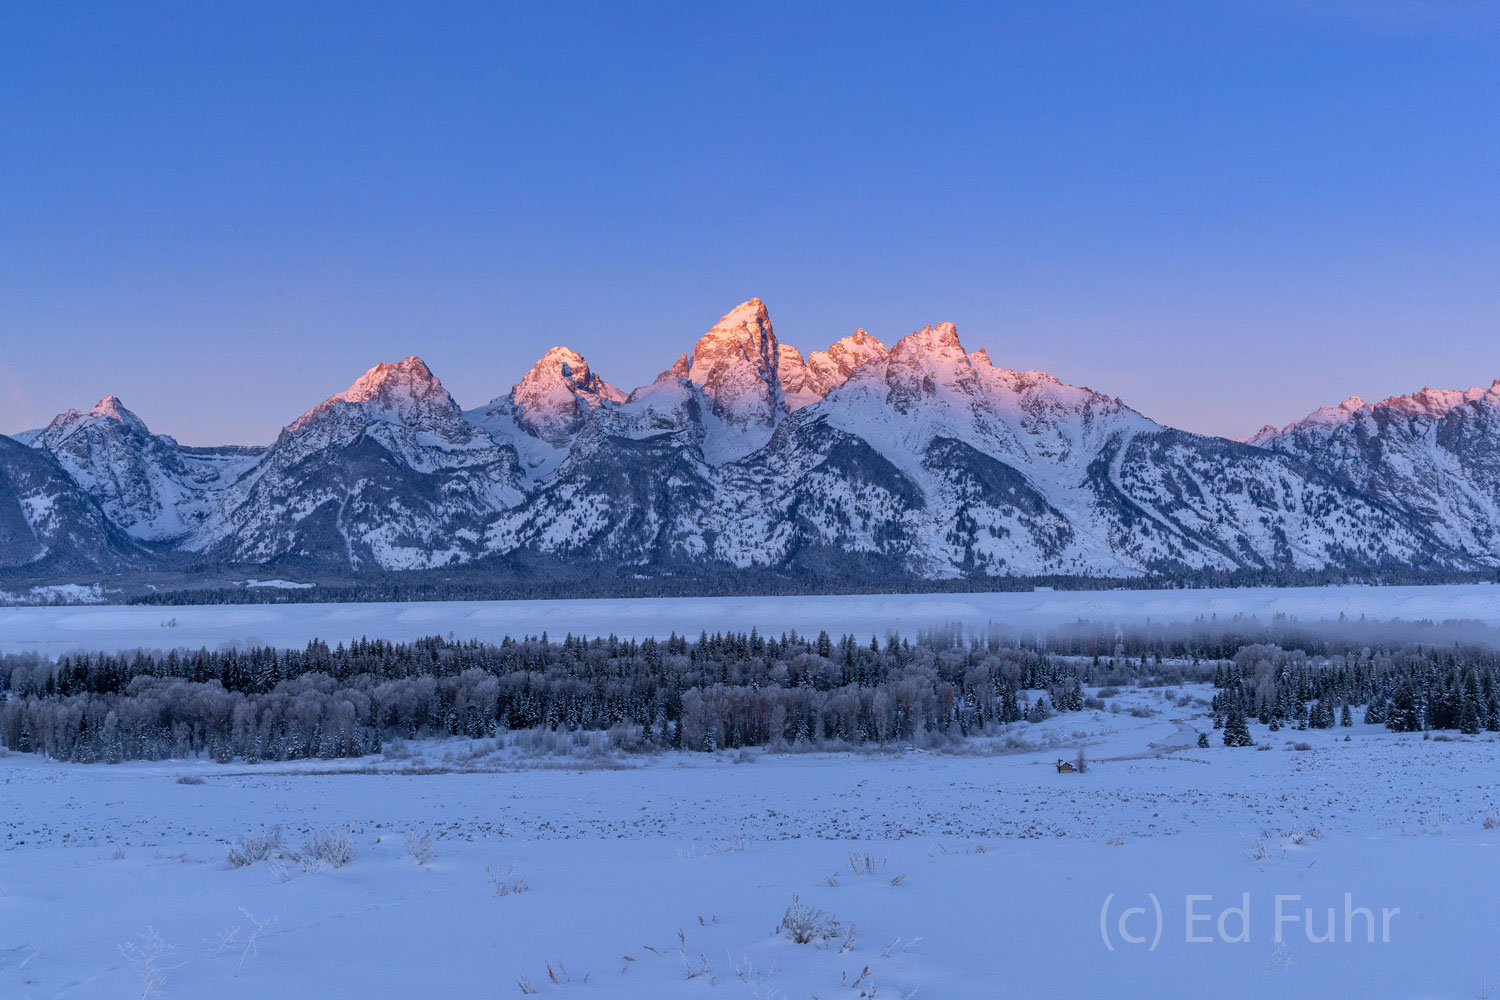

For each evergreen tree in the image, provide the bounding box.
[999,687,1021,724]
[1222,703,1254,747]
[1460,673,1485,735]
[1386,685,1423,733]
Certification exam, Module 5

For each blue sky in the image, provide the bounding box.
[2,1,1497,444]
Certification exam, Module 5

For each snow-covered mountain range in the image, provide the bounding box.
[4,299,1496,581]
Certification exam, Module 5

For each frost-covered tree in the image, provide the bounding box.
[1222,704,1254,747]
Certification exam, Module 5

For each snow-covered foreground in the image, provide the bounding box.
[4,582,1500,655]
[4,689,1499,999]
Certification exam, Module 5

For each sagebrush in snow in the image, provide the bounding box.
[778,894,854,950]
[119,927,175,999]
[487,862,528,896]
[226,826,284,869]
[300,827,357,869]
[404,824,437,866]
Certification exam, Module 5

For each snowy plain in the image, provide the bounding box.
[5,585,1500,998]
[3,689,1500,999]
[2,581,1500,655]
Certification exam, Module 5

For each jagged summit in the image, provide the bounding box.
[775,344,807,382]
[803,328,888,397]
[512,347,623,410]
[27,393,260,543]
[892,322,965,359]
[90,395,134,421]
[331,355,445,405]
[473,346,626,449]
[1253,381,1500,445]
[1374,380,1500,418]
[1248,377,1500,559]
[287,355,465,437]
[1247,423,1280,447]
[705,297,772,336]
[685,298,782,428]
[37,395,150,443]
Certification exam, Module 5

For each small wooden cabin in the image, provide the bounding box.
[1055,758,1076,773]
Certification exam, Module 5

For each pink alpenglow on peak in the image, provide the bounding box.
[776,343,809,394]
[778,328,891,411]
[1251,380,1500,445]
[892,322,966,360]
[686,297,783,427]
[38,395,151,442]
[89,395,135,422]
[802,329,889,398]
[312,356,457,415]
[506,347,625,446]
[877,322,981,411]
[283,356,481,448]
[1374,381,1500,419]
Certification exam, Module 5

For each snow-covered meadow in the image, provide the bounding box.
[4,684,1500,999]
[5,586,1500,998]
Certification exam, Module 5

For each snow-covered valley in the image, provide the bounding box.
[3,692,1499,999]
[3,581,1500,655]
[5,586,1500,998]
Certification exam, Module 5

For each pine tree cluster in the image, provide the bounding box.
[0,629,1092,762]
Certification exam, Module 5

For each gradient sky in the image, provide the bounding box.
[2,1,1497,445]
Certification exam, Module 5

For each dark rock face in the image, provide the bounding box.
[0,435,146,572]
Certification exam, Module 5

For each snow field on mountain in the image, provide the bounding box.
[2,582,1499,656]
[3,687,1499,999]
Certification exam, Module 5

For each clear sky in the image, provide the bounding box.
[2,1,1497,445]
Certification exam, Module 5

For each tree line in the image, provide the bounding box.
[31,565,1491,608]
[1209,641,1500,736]
[5,621,1499,763]
[0,629,1103,763]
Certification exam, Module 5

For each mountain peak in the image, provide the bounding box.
[288,355,463,437]
[716,297,769,327]
[894,322,965,359]
[534,345,585,371]
[1246,423,1282,447]
[91,394,130,419]
[1374,383,1500,419]
[776,344,809,396]
[875,323,980,413]
[505,346,623,446]
[334,356,445,403]
[801,329,890,398]
[691,299,776,366]
[36,394,150,445]
[687,298,781,428]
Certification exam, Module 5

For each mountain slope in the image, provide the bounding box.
[1249,382,1500,561]
[28,396,261,542]
[479,311,1469,578]
[465,347,625,481]
[4,299,1495,581]
[0,435,146,572]
[202,357,524,570]
[707,322,1460,578]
